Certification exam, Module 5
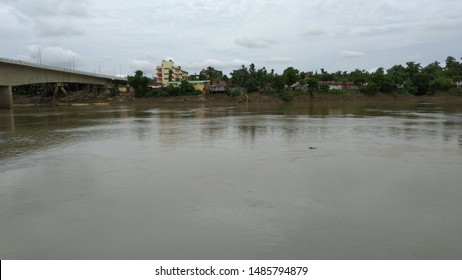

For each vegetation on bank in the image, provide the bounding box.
[190,56,462,97]
[128,56,462,102]
[12,56,462,104]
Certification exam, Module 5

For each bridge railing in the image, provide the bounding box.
[0,57,127,82]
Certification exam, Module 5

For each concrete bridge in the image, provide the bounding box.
[0,57,127,109]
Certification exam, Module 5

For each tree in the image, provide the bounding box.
[230,65,248,89]
[168,69,173,82]
[348,69,368,86]
[405,62,421,80]
[306,78,319,92]
[282,67,300,85]
[180,80,195,94]
[359,82,379,95]
[387,65,408,88]
[199,66,223,80]
[370,67,396,93]
[445,56,461,82]
[412,73,431,95]
[128,70,150,97]
[430,77,454,92]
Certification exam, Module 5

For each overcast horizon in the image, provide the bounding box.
[1,0,461,77]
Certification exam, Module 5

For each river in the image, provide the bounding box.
[1,102,462,259]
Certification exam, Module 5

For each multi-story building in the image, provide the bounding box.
[156,60,188,86]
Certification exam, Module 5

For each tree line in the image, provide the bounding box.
[190,56,462,96]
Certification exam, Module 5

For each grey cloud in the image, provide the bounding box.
[188,58,251,72]
[1,0,461,76]
[301,29,328,37]
[256,57,293,64]
[37,20,85,37]
[234,37,277,49]
[6,0,90,38]
[12,0,91,19]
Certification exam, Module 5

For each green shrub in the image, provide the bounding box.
[230,88,241,97]
[279,92,293,102]
[449,87,462,95]
[319,84,329,93]
[359,83,379,95]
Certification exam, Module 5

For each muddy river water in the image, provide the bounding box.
[1,102,462,259]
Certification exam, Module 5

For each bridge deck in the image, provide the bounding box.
[0,57,127,109]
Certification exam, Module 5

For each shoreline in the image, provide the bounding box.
[12,91,462,108]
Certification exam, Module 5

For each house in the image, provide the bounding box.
[156,60,188,86]
[318,81,357,91]
[208,80,228,93]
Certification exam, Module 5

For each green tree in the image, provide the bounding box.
[199,66,223,80]
[180,80,195,94]
[370,68,396,93]
[127,70,150,98]
[306,77,319,92]
[230,65,249,89]
[430,77,454,92]
[387,65,408,89]
[349,69,368,86]
[282,67,300,85]
[359,82,379,95]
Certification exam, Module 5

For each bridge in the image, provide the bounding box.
[0,57,127,109]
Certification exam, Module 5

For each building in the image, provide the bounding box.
[166,80,210,92]
[156,60,188,86]
[318,81,357,91]
[208,80,228,93]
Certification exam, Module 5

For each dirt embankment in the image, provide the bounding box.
[12,91,462,107]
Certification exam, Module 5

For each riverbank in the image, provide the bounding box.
[12,91,462,107]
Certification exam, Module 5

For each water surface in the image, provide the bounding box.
[1,102,461,259]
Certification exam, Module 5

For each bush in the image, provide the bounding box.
[229,88,241,97]
[134,88,149,98]
[319,84,329,93]
[449,88,462,95]
[359,83,379,95]
[331,89,346,95]
[109,88,119,97]
[430,77,454,92]
[279,92,293,102]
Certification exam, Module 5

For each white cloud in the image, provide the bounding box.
[128,59,156,75]
[23,45,81,68]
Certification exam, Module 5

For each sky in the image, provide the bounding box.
[1,0,461,78]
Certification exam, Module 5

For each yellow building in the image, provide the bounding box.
[156,60,188,86]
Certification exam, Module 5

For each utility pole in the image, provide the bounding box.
[37,48,42,64]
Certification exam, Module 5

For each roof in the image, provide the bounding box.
[166,80,210,85]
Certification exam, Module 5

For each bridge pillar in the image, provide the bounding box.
[0,85,13,109]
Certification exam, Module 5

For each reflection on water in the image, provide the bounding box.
[1,102,462,259]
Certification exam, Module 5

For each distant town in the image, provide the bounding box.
[130,56,462,99]
[5,55,462,106]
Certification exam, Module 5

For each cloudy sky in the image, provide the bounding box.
[1,0,461,77]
